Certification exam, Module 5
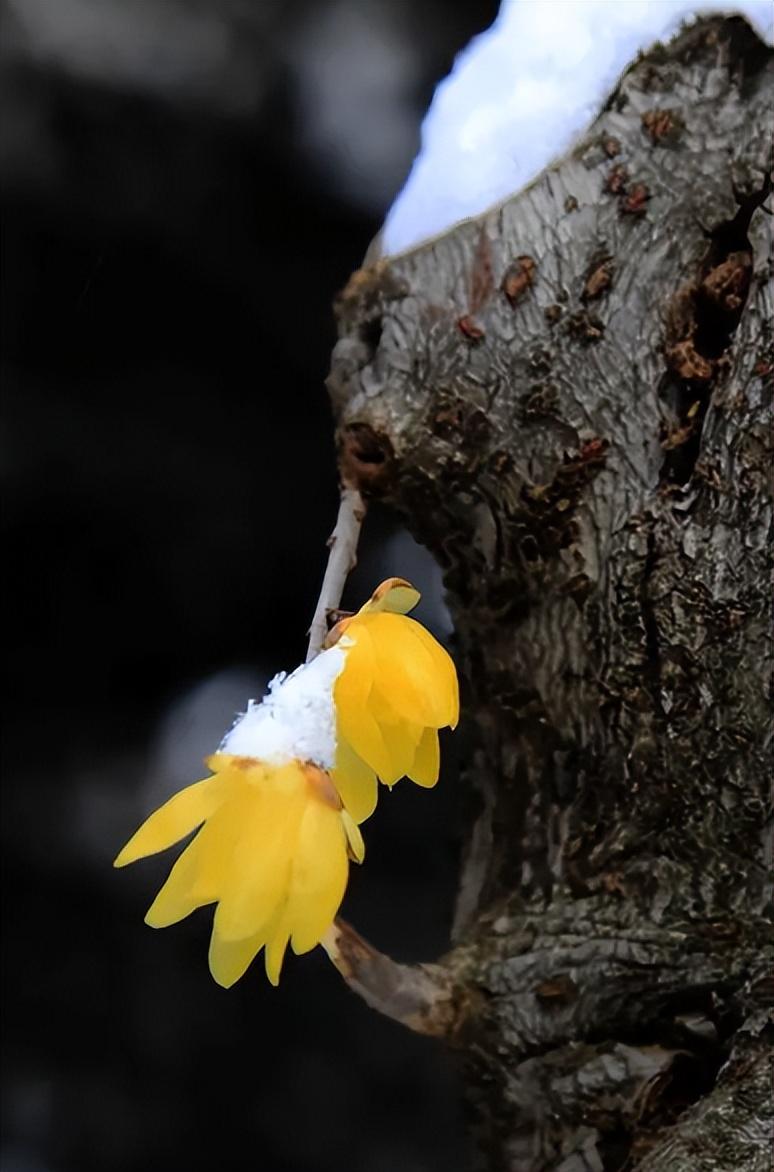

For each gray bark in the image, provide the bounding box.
[327,15,773,1172]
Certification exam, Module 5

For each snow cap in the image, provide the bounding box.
[220,645,346,769]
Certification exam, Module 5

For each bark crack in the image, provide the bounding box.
[660,171,772,486]
[637,525,665,720]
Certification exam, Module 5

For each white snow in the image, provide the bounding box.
[383,0,774,255]
[219,646,346,769]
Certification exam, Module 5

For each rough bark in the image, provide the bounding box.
[326,15,773,1172]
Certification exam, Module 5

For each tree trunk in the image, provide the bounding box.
[326,15,773,1172]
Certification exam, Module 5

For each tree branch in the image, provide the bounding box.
[320,918,459,1037]
[306,483,366,662]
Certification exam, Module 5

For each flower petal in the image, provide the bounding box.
[341,809,365,863]
[332,738,379,823]
[288,800,349,955]
[408,727,440,788]
[144,837,212,928]
[264,915,291,986]
[208,925,266,989]
[355,614,455,729]
[114,774,234,868]
[398,618,459,728]
[144,793,249,927]
[358,577,421,615]
[368,688,424,783]
[354,618,436,727]
[335,643,398,782]
[213,765,307,943]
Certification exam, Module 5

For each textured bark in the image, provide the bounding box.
[326,15,773,1172]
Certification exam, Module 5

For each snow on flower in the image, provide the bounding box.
[114,578,458,986]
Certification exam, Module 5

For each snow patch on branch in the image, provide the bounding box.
[383,0,773,255]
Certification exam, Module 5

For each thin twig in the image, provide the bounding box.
[306,484,366,662]
[320,918,458,1037]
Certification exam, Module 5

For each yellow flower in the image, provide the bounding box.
[329,578,459,824]
[114,578,457,986]
[115,755,364,987]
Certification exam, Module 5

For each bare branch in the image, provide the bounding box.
[305,484,366,662]
[320,918,459,1038]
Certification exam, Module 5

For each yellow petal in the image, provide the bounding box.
[341,809,365,863]
[208,897,289,988]
[409,726,440,787]
[114,773,235,868]
[265,915,291,986]
[213,765,307,942]
[398,617,460,728]
[358,577,421,615]
[335,644,397,781]
[144,792,249,927]
[208,925,266,989]
[144,834,213,928]
[368,688,423,782]
[332,737,378,823]
[355,617,436,725]
[288,801,349,955]
[357,614,454,729]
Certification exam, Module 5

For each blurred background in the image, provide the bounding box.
[1,1,498,1169]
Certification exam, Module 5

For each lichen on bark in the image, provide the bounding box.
[327,15,773,1171]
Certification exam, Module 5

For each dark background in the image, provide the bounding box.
[1,1,500,1170]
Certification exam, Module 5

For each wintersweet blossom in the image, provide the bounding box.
[328,578,459,822]
[114,579,458,986]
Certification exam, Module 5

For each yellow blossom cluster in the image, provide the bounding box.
[115,579,458,986]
